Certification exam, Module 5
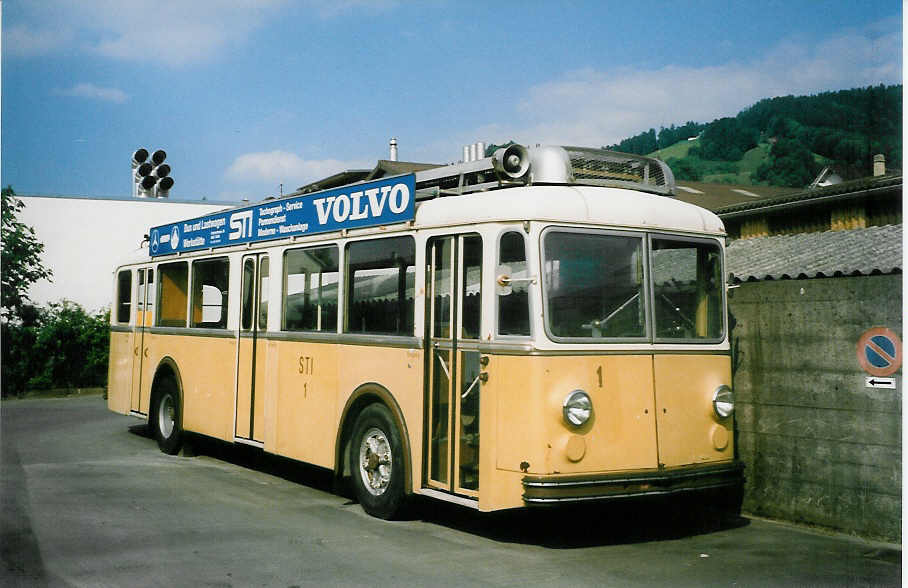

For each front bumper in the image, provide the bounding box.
[522,461,745,505]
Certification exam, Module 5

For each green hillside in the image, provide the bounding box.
[609,85,901,187]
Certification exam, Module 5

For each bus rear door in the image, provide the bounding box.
[130,267,154,414]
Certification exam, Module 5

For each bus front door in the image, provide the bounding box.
[130,267,154,414]
[235,254,269,443]
[426,234,482,497]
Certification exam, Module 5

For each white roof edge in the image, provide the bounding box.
[415,185,725,235]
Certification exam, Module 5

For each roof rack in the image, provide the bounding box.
[413,145,675,200]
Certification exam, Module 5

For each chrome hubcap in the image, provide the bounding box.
[359,427,392,496]
[158,393,175,439]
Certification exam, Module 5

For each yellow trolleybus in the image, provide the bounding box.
[107,144,743,519]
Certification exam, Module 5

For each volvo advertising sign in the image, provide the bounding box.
[149,174,415,257]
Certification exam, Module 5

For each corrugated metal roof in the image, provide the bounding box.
[727,224,903,282]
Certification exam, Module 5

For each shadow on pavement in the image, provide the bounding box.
[407,495,749,548]
[127,424,747,548]
[129,426,337,495]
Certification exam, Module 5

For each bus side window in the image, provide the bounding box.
[258,256,269,330]
[345,236,415,336]
[158,262,189,327]
[116,270,132,324]
[191,258,229,329]
[497,231,530,336]
[461,235,482,340]
[283,245,339,332]
[145,270,154,313]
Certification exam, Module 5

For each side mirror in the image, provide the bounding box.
[496,264,537,296]
[726,272,740,297]
[496,264,513,296]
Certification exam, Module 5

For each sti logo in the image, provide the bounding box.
[229,210,254,240]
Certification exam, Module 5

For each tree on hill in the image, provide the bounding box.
[755,138,821,188]
[697,117,758,161]
[606,122,706,154]
[607,84,901,186]
[1,186,53,320]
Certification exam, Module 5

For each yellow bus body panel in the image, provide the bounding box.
[489,354,659,476]
[479,352,733,511]
[146,333,237,442]
[107,331,133,415]
[271,341,340,469]
[653,354,734,466]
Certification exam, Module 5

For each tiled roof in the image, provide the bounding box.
[715,175,902,217]
[727,224,903,282]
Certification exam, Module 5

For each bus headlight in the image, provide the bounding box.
[563,390,592,427]
[712,385,734,419]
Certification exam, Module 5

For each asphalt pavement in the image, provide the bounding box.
[2,394,901,587]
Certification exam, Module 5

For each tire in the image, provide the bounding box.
[349,403,407,519]
[151,377,183,455]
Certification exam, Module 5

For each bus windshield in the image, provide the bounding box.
[543,231,647,340]
[542,230,724,342]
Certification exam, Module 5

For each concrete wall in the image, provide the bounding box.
[730,274,902,541]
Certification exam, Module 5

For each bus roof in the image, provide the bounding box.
[413,184,725,235]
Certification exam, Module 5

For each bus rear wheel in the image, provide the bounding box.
[151,377,183,455]
[350,403,406,520]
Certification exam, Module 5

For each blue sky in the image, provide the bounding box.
[2,0,902,202]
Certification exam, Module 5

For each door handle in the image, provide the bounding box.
[134,347,139,356]
[143,348,149,358]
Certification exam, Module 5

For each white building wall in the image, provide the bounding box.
[18,196,239,312]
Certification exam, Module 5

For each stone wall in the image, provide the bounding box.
[730,274,902,541]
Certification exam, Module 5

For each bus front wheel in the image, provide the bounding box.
[150,377,183,455]
[350,403,406,519]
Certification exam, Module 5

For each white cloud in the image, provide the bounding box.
[3,25,72,57]
[5,0,399,66]
[454,22,902,150]
[5,0,287,67]
[57,83,129,103]
[225,150,372,188]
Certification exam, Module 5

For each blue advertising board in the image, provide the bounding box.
[149,174,415,257]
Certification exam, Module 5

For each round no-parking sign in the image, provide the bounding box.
[856,327,902,377]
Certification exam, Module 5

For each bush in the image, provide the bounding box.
[1,301,109,397]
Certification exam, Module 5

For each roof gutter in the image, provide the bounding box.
[717,183,901,220]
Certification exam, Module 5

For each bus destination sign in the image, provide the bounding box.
[149,174,415,257]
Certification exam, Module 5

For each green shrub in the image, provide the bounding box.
[1,301,109,397]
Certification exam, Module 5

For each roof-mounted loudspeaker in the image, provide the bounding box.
[493,144,529,180]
